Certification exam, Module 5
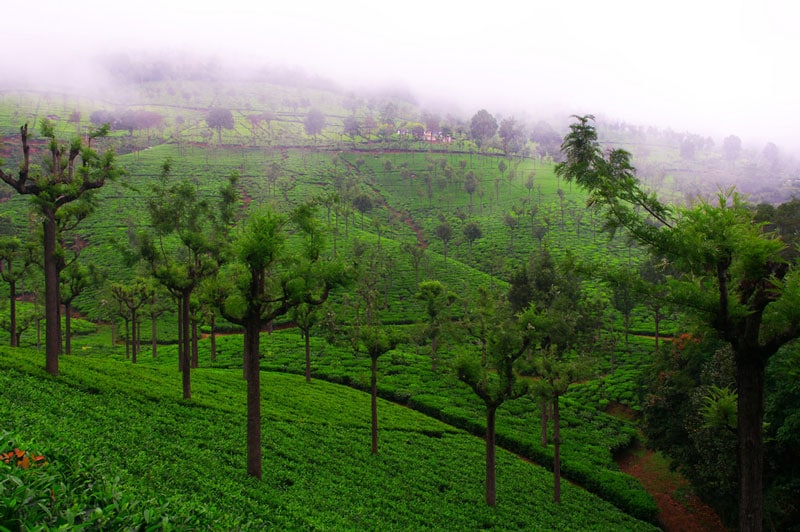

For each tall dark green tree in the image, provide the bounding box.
[469,109,498,148]
[139,161,237,399]
[416,280,454,372]
[557,115,800,531]
[217,205,346,479]
[456,291,529,507]
[0,121,119,375]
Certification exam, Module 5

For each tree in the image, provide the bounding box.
[342,115,360,143]
[761,142,779,171]
[456,291,529,506]
[109,279,151,363]
[722,134,742,162]
[206,108,234,143]
[606,265,638,352]
[60,261,99,355]
[502,212,519,252]
[0,237,35,347]
[0,121,119,375]
[415,280,454,372]
[498,117,525,154]
[529,349,587,503]
[139,161,235,399]
[433,222,453,263]
[292,301,323,383]
[464,171,478,209]
[350,243,396,454]
[217,205,346,479]
[557,115,800,531]
[304,108,325,142]
[469,109,497,148]
[463,222,482,260]
[352,193,373,230]
[401,241,426,290]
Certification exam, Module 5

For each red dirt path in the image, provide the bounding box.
[616,441,727,531]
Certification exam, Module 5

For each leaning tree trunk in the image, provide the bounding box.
[42,213,61,375]
[485,405,498,507]
[737,351,766,531]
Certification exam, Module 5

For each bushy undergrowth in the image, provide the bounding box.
[0,346,658,530]
[0,431,211,530]
[157,330,659,523]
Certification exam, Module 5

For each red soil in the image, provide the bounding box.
[616,441,727,531]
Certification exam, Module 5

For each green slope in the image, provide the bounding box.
[0,346,657,530]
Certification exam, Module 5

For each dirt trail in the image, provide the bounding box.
[616,441,727,531]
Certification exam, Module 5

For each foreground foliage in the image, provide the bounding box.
[0,346,657,530]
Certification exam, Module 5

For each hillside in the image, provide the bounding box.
[0,345,657,530]
[0,74,762,530]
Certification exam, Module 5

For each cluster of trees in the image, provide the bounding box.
[90,109,164,137]
[4,113,800,530]
[557,115,800,531]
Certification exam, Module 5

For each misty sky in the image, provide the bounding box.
[4,0,799,148]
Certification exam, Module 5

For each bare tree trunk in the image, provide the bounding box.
[9,279,16,347]
[541,401,548,447]
[64,303,72,355]
[304,330,312,383]
[177,298,184,372]
[191,318,199,369]
[485,405,497,507]
[152,313,158,358]
[131,309,138,364]
[124,318,130,359]
[371,355,378,454]
[209,314,216,362]
[245,319,262,479]
[42,214,61,375]
[738,353,765,531]
[553,395,562,503]
[181,291,191,400]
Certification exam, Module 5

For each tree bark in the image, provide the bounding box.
[209,314,216,362]
[152,313,158,358]
[64,303,72,355]
[541,402,548,447]
[42,213,61,375]
[486,405,497,507]
[371,354,378,454]
[191,318,199,369]
[131,309,138,364]
[737,351,765,531]
[181,291,192,400]
[9,278,16,348]
[245,318,262,479]
[553,394,562,503]
[304,330,312,383]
